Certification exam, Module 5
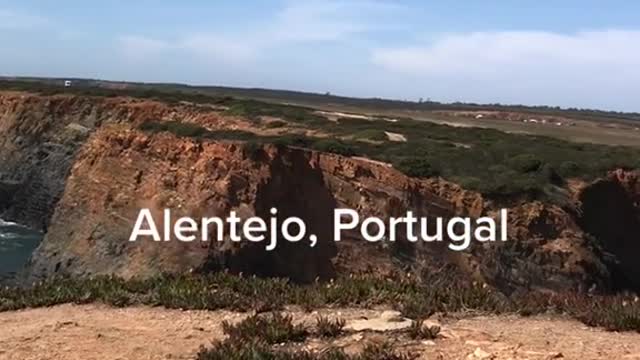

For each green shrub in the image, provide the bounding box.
[353,129,388,141]
[312,139,356,156]
[507,154,543,173]
[394,158,440,178]
[540,163,564,185]
[558,161,581,177]
[139,120,207,138]
[274,134,313,148]
[398,297,437,320]
[265,120,288,128]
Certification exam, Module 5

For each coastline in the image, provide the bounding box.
[0,219,42,284]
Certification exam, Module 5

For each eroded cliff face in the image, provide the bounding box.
[0,93,98,230]
[21,126,612,293]
[0,92,249,230]
[23,127,334,282]
[1,91,636,294]
[577,170,640,290]
[23,125,459,282]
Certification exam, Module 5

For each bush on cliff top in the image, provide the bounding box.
[137,115,640,200]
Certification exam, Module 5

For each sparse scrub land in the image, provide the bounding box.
[139,103,639,200]
[1,273,639,333]
[197,339,416,360]
[4,78,639,124]
[200,310,414,360]
[2,79,639,198]
[222,312,308,344]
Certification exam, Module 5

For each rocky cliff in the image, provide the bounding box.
[0,93,91,230]
[576,170,640,290]
[0,92,247,230]
[1,91,638,293]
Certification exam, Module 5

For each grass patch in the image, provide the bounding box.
[393,158,440,178]
[353,129,388,142]
[312,139,357,156]
[224,99,327,126]
[2,273,639,333]
[199,305,411,359]
[139,120,208,138]
[196,341,416,360]
[315,316,346,338]
[223,313,308,344]
[408,320,440,340]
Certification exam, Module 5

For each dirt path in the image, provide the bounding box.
[0,304,639,360]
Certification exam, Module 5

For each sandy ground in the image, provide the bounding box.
[1,305,640,360]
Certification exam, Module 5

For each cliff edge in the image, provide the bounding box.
[0,91,637,293]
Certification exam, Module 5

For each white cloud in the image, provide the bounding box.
[372,30,640,77]
[0,9,47,30]
[269,0,401,43]
[118,34,255,64]
[117,1,402,64]
[182,34,256,63]
[119,36,171,61]
[370,30,640,109]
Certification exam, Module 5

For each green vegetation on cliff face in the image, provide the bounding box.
[139,115,640,199]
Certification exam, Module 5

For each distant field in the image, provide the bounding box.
[429,115,640,148]
[262,100,640,148]
[62,77,639,148]
[3,75,640,124]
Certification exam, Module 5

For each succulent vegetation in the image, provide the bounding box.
[222,312,308,344]
[315,316,346,338]
[1,273,639,333]
[198,311,415,360]
[196,340,416,360]
[408,320,441,340]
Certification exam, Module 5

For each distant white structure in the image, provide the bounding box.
[475,114,484,119]
[64,80,72,87]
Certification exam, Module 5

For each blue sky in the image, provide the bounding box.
[1,1,639,112]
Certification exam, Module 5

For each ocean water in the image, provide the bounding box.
[0,219,42,282]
